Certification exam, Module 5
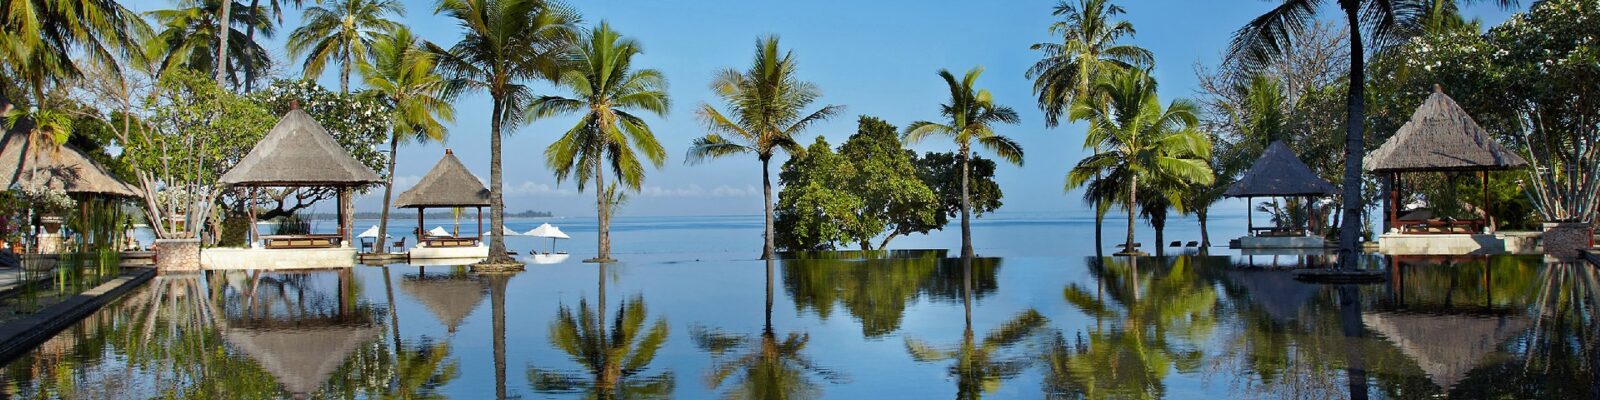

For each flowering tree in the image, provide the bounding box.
[250,80,391,221]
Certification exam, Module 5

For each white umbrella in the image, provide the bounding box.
[524,223,569,253]
[356,225,386,238]
[491,226,520,236]
[428,226,450,237]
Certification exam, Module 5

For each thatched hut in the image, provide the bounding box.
[393,150,491,258]
[1226,140,1335,248]
[1365,86,1527,235]
[218,106,382,248]
[0,129,138,197]
[1362,311,1529,391]
[399,270,486,333]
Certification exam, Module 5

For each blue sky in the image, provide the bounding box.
[132,0,1520,217]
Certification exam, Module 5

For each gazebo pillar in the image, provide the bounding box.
[417,208,425,241]
[337,187,351,247]
[1480,170,1492,233]
[1245,197,1253,237]
[476,207,483,241]
[1381,174,1394,233]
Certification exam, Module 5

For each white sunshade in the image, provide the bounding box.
[525,223,570,239]
[428,226,450,236]
[489,226,520,236]
[357,225,386,238]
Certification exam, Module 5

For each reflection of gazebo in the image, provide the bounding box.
[1362,311,1529,390]
[226,324,384,396]
[1225,140,1335,248]
[219,105,383,249]
[399,271,485,333]
[1225,269,1318,322]
[1366,86,1527,235]
[394,150,490,259]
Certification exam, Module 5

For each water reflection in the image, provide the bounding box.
[693,259,844,399]
[903,257,1046,399]
[528,263,674,398]
[783,252,997,338]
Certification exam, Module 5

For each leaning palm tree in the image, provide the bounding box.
[1027,0,1151,254]
[287,0,403,92]
[146,0,275,89]
[686,36,842,260]
[0,0,146,105]
[904,67,1024,259]
[363,27,454,253]
[533,22,669,263]
[1227,0,1516,267]
[433,0,580,268]
[1066,68,1212,255]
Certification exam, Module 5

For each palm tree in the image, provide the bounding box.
[363,27,454,253]
[1227,0,1516,267]
[147,0,274,89]
[241,0,309,91]
[287,0,403,93]
[433,0,580,268]
[0,0,146,105]
[903,258,1048,399]
[686,36,842,260]
[692,259,842,398]
[1066,68,1212,255]
[532,22,669,263]
[904,67,1024,259]
[528,264,673,399]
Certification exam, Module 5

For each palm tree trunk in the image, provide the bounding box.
[215,0,232,85]
[1336,6,1367,270]
[484,96,512,264]
[595,161,612,262]
[340,50,350,93]
[761,156,775,260]
[489,274,508,400]
[376,135,399,253]
[763,258,774,332]
[1198,208,1211,254]
[243,0,260,92]
[959,144,973,258]
[1125,175,1137,254]
[1094,200,1105,257]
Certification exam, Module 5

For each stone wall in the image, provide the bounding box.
[1541,222,1591,262]
[153,239,201,272]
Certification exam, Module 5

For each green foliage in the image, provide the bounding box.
[687,36,843,164]
[774,117,942,251]
[287,0,405,91]
[536,22,670,192]
[1027,0,1153,127]
[134,69,276,188]
[913,151,1004,223]
[0,0,146,103]
[774,137,865,251]
[146,0,276,88]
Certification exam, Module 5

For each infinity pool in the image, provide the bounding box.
[0,254,1594,399]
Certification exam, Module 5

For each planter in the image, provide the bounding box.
[153,238,201,272]
[39,216,63,235]
[1540,222,1591,262]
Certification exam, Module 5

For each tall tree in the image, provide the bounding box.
[534,22,669,262]
[288,0,403,93]
[362,27,454,253]
[147,0,274,88]
[242,0,308,92]
[904,66,1024,259]
[1066,68,1213,255]
[686,36,843,260]
[433,0,580,268]
[0,0,146,105]
[1227,0,1515,268]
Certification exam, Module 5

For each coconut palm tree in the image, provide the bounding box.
[363,27,453,253]
[903,258,1048,399]
[692,259,843,398]
[0,0,146,105]
[147,0,275,89]
[686,36,842,260]
[904,67,1023,259]
[1028,0,1152,255]
[1227,0,1516,267]
[1066,68,1212,255]
[287,0,403,93]
[241,0,308,91]
[528,264,674,398]
[433,0,580,268]
[532,22,668,263]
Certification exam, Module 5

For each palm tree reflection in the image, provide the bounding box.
[693,258,844,399]
[902,257,1047,399]
[529,262,674,399]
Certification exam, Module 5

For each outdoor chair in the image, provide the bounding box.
[391,237,407,250]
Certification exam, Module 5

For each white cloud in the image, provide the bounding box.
[637,184,760,198]
[504,181,580,197]
[390,175,422,192]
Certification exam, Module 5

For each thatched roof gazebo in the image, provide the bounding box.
[1226,140,1335,240]
[0,128,137,197]
[394,149,489,249]
[1366,86,1527,234]
[219,106,382,248]
[225,324,384,396]
[1362,311,1529,390]
[399,270,486,333]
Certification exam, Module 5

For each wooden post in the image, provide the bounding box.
[1246,197,1253,236]
[1389,173,1400,233]
[247,187,258,245]
[476,207,483,240]
[417,208,425,241]
[1481,170,1491,232]
[337,187,350,247]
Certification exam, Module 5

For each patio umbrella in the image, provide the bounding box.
[428,226,450,237]
[356,225,388,238]
[491,226,520,237]
[525,223,570,253]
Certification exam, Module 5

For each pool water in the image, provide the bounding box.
[0,253,1595,399]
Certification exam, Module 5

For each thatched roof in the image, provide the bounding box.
[1226,141,1336,198]
[1226,269,1318,322]
[399,272,485,332]
[0,128,138,197]
[395,150,489,208]
[1362,311,1530,390]
[218,108,382,187]
[226,324,383,395]
[1364,87,1528,173]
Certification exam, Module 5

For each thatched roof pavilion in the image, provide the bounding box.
[395,150,489,242]
[1365,86,1527,233]
[218,106,382,246]
[399,270,486,333]
[1226,140,1334,237]
[226,324,383,396]
[1362,311,1529,390]
[0,128,137,197]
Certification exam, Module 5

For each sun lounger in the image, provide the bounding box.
[261,234,343,249]
[421,236,480,248]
